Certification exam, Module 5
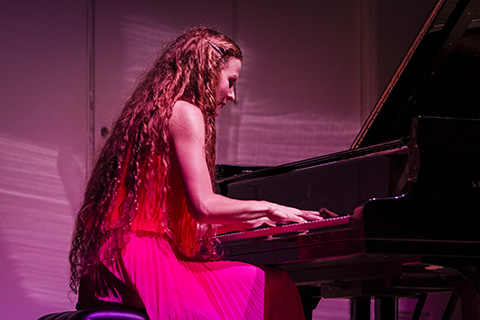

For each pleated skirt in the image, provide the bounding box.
[101,234,265,320]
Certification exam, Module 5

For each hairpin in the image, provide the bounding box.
[205,39,224,56]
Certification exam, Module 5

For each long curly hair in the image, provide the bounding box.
[69,27,242,294]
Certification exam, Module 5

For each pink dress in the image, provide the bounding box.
[77,152,304,320]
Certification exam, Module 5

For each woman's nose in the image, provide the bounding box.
[227,87,235,101]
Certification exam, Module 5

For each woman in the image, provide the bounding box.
[69,27,322,320]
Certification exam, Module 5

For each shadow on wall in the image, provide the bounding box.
[0,134,84,319]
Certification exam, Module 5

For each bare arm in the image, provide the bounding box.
[169,101,321,225]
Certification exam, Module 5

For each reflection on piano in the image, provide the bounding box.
[215,0,480,319]
[218,216,352,243]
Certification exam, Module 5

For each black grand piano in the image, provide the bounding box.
[215,0,480,319]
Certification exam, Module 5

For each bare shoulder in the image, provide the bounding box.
[170,100,205,139]
[171,101,203,124]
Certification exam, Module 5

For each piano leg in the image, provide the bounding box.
[350,297,370,319]
[350,297,395,319]
[374,297,395,319]
[297,286,322,320]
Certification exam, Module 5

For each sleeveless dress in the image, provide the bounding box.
[77,151,304,320]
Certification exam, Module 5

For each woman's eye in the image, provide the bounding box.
[228,80,233,88]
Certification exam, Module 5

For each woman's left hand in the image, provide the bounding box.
[216,217,276,234]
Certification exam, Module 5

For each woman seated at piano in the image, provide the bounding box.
[69,27,324,320]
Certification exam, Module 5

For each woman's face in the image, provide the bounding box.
[215,58,242,116]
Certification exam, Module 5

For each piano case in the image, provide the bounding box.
[216,0,480,319]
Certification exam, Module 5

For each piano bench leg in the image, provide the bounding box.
[350,297,370,320]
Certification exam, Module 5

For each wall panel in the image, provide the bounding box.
[0,1,88,318]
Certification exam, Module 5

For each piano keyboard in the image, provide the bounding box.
[217,215,351,243]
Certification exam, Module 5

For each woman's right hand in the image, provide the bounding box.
[264,202,323,224]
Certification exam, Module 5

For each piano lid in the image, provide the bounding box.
[352,0,480,149]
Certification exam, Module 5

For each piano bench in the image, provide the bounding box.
[37,307,149,320]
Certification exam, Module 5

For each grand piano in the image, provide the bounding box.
[215,0,480,319]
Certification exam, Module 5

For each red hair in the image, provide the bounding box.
[69,27,242,294]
